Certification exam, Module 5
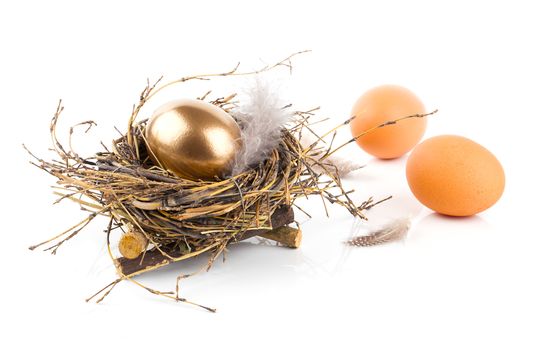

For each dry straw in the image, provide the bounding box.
[25,52,435,312]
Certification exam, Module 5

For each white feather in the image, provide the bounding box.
[231,78,292,175]
[299,132,364,176]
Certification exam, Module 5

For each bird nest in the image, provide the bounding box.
[27,53,428,311]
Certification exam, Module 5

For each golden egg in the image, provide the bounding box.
[145,99,242,181]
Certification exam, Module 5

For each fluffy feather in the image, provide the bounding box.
[299,132,364,176]
[231,78,292,175]
[346,217,411,247]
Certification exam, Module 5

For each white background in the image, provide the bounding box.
[1,1,539,349]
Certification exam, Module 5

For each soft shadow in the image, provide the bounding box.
[407,212,493,248]
[134,239,321,298]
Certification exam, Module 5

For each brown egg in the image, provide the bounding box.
[406,135,505,216]
[350,85,427,159]
[145,99,242,181]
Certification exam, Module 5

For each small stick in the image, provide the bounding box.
[146,50,310,101]
[260,226,302,248]
[118,230,148,260]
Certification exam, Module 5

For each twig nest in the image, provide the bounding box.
[28,52,382,307]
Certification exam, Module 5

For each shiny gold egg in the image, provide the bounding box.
[145,99,242,180]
